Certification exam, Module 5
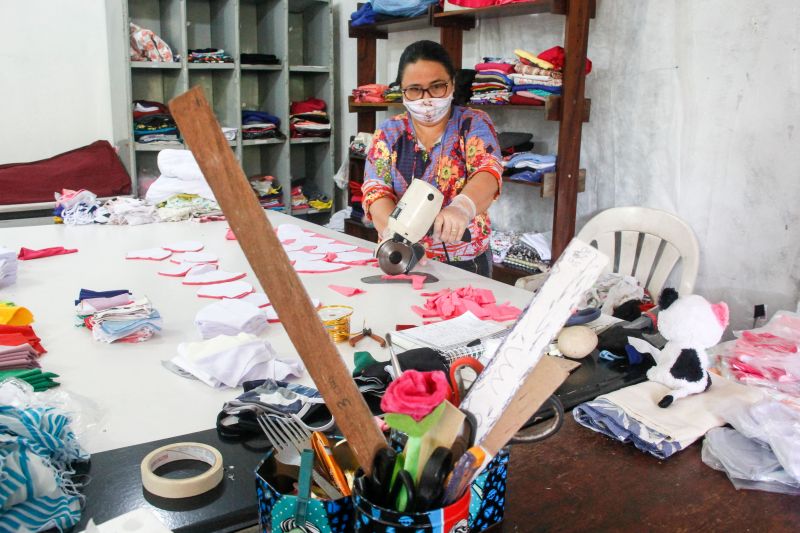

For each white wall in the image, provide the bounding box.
[333,0,800,328]
[0,0,114,165]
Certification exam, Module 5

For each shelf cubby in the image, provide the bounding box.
[240,0,285,61]
[186,0,237,58]
[188,69,238,133]
[128,0,185,57]
[288,0,331,69]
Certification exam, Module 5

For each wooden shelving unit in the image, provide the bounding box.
[345,0,595,264]
[108,0,335,221]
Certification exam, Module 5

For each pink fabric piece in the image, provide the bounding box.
[225,228,236,240]
[413,285,519,322]
[328,285,365,297]
[126,247,172,261]
[18,246,78,260]
[381,274,427,290]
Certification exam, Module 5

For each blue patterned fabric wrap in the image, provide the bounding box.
[0,404,88,532]
[256,453,353,533]
[573,398,684,459]
[469,449,509,532]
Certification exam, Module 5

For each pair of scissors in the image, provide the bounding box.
[448,357,484,406]
[366,447,416,511]
[415,446,453,512]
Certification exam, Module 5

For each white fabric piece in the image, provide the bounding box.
[519,232,552,262]
[599,375,764,444]
[238,292,270,308]
[172,333,277,388]
[293,260,349,273]
[126,248,172,261]
[171,251,218,264]
[310,242,358,254]
[195,299,267,339]
[100,197,158,226]
[158,262,195,277]
[276,224,308,241]
[183,269,246,285]
[145,149,217,203]
[0,247,19,288]
[286,251,326,263]
[196,281,254,299]
[162,240,204,252]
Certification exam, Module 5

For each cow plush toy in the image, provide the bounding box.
[646,288,729,407]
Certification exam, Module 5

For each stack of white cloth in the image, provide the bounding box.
[520,231,552,262]
[171,333,302,388]
[145,149,217,204]
[96,197,158,225]
[0,247,18,287]
[195,299,267,339]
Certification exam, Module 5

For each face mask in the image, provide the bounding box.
[403,94,453,125]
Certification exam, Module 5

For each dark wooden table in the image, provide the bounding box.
[502,417,799,532]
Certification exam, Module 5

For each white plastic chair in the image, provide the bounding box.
[515,207,700,296]
[576,206,699,295]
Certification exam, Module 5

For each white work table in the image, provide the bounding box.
[0,212,532,454]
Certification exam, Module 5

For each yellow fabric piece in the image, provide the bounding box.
[514,49,555,71]
[0,303,34,326]
[309,198,333,211]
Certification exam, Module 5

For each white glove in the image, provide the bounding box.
[432,194,476,244]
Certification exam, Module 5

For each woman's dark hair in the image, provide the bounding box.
[395,40,456,85]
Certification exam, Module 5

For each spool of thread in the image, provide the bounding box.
[318,305,354,343]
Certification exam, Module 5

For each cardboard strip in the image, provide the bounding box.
[169,87,386,474]
[461,238,608,448]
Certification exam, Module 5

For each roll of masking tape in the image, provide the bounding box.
[140,442,223,498]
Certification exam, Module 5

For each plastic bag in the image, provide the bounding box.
[702,427,800,495]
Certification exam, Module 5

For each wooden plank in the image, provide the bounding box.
[440,25,464,70]
[546,95,591,122]
[539,168,585,197]
[551,0,593,260]
[169,87,386,475]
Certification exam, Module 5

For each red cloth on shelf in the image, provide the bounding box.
[17,247,78,260]
[474,62,515,74]
[509,94,545,106]
[290,97,327,115]
[537,45,593,74]
[0,141,131,205]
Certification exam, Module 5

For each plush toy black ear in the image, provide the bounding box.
[659,288,679,310]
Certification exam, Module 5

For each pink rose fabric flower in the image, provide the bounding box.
[381,370,451,421]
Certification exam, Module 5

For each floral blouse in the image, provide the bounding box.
[362,106,503,262]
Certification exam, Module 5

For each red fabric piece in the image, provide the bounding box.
[380,370,451,421]
[474,62,515,74]
[413,285,521,322]
[18,247,78,260]
[0,141,131,205]
[450,0,530,7]
[537,45,592,74]
[0,325,45,354]
[290,97,327,115]
[508,94,545,106]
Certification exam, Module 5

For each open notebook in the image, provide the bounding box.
[390,312,510,363]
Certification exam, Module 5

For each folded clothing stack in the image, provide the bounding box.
[145,149,217,205]
[0,368,60,391]
[188,48,233,63]
[133,100,180,144]
[383,83,402,102]
[195,299,267,339]
[289,98,331,138]
[349,180,365,221]
[240,53,279,65]
[470,60,513,105]
[503,152,556,184]
[349,132,373,158]
[54,188,102,225]
[96,197,158,225]
[0,325,44,373]
[489,230,551,271]
[352,84,389,103]
[573,375,763,460]
[221,127,238,141]
[0,247,18,287]
[75,289,163,343]
[298,181,332,211]
[249,175,284,210]
[510,46,591,105]
[171,333,300,388]
[290,185,308,210]
[241,109,281,140]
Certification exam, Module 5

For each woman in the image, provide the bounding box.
[362,40,503,277]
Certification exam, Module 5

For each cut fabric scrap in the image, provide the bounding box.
[225,228,236,240]
[17,246,78,261]
[162,240,204,253]
[195,299,267,339]
[293,260,350,274]
[381,274,427,291]
[74,292,133,315]
[329,285,365,297]
[157,262,199,277]
[126,247,172,261]
[238,292,270,308]
[573,375,764,459]
[412,286,521,321]
[172,251,218,264]
[0,247,18,288]
[0,303,34,326]
[196,281,254,299]
[182,269,246,285]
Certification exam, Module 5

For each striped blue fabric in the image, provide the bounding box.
[0,404,88,532]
